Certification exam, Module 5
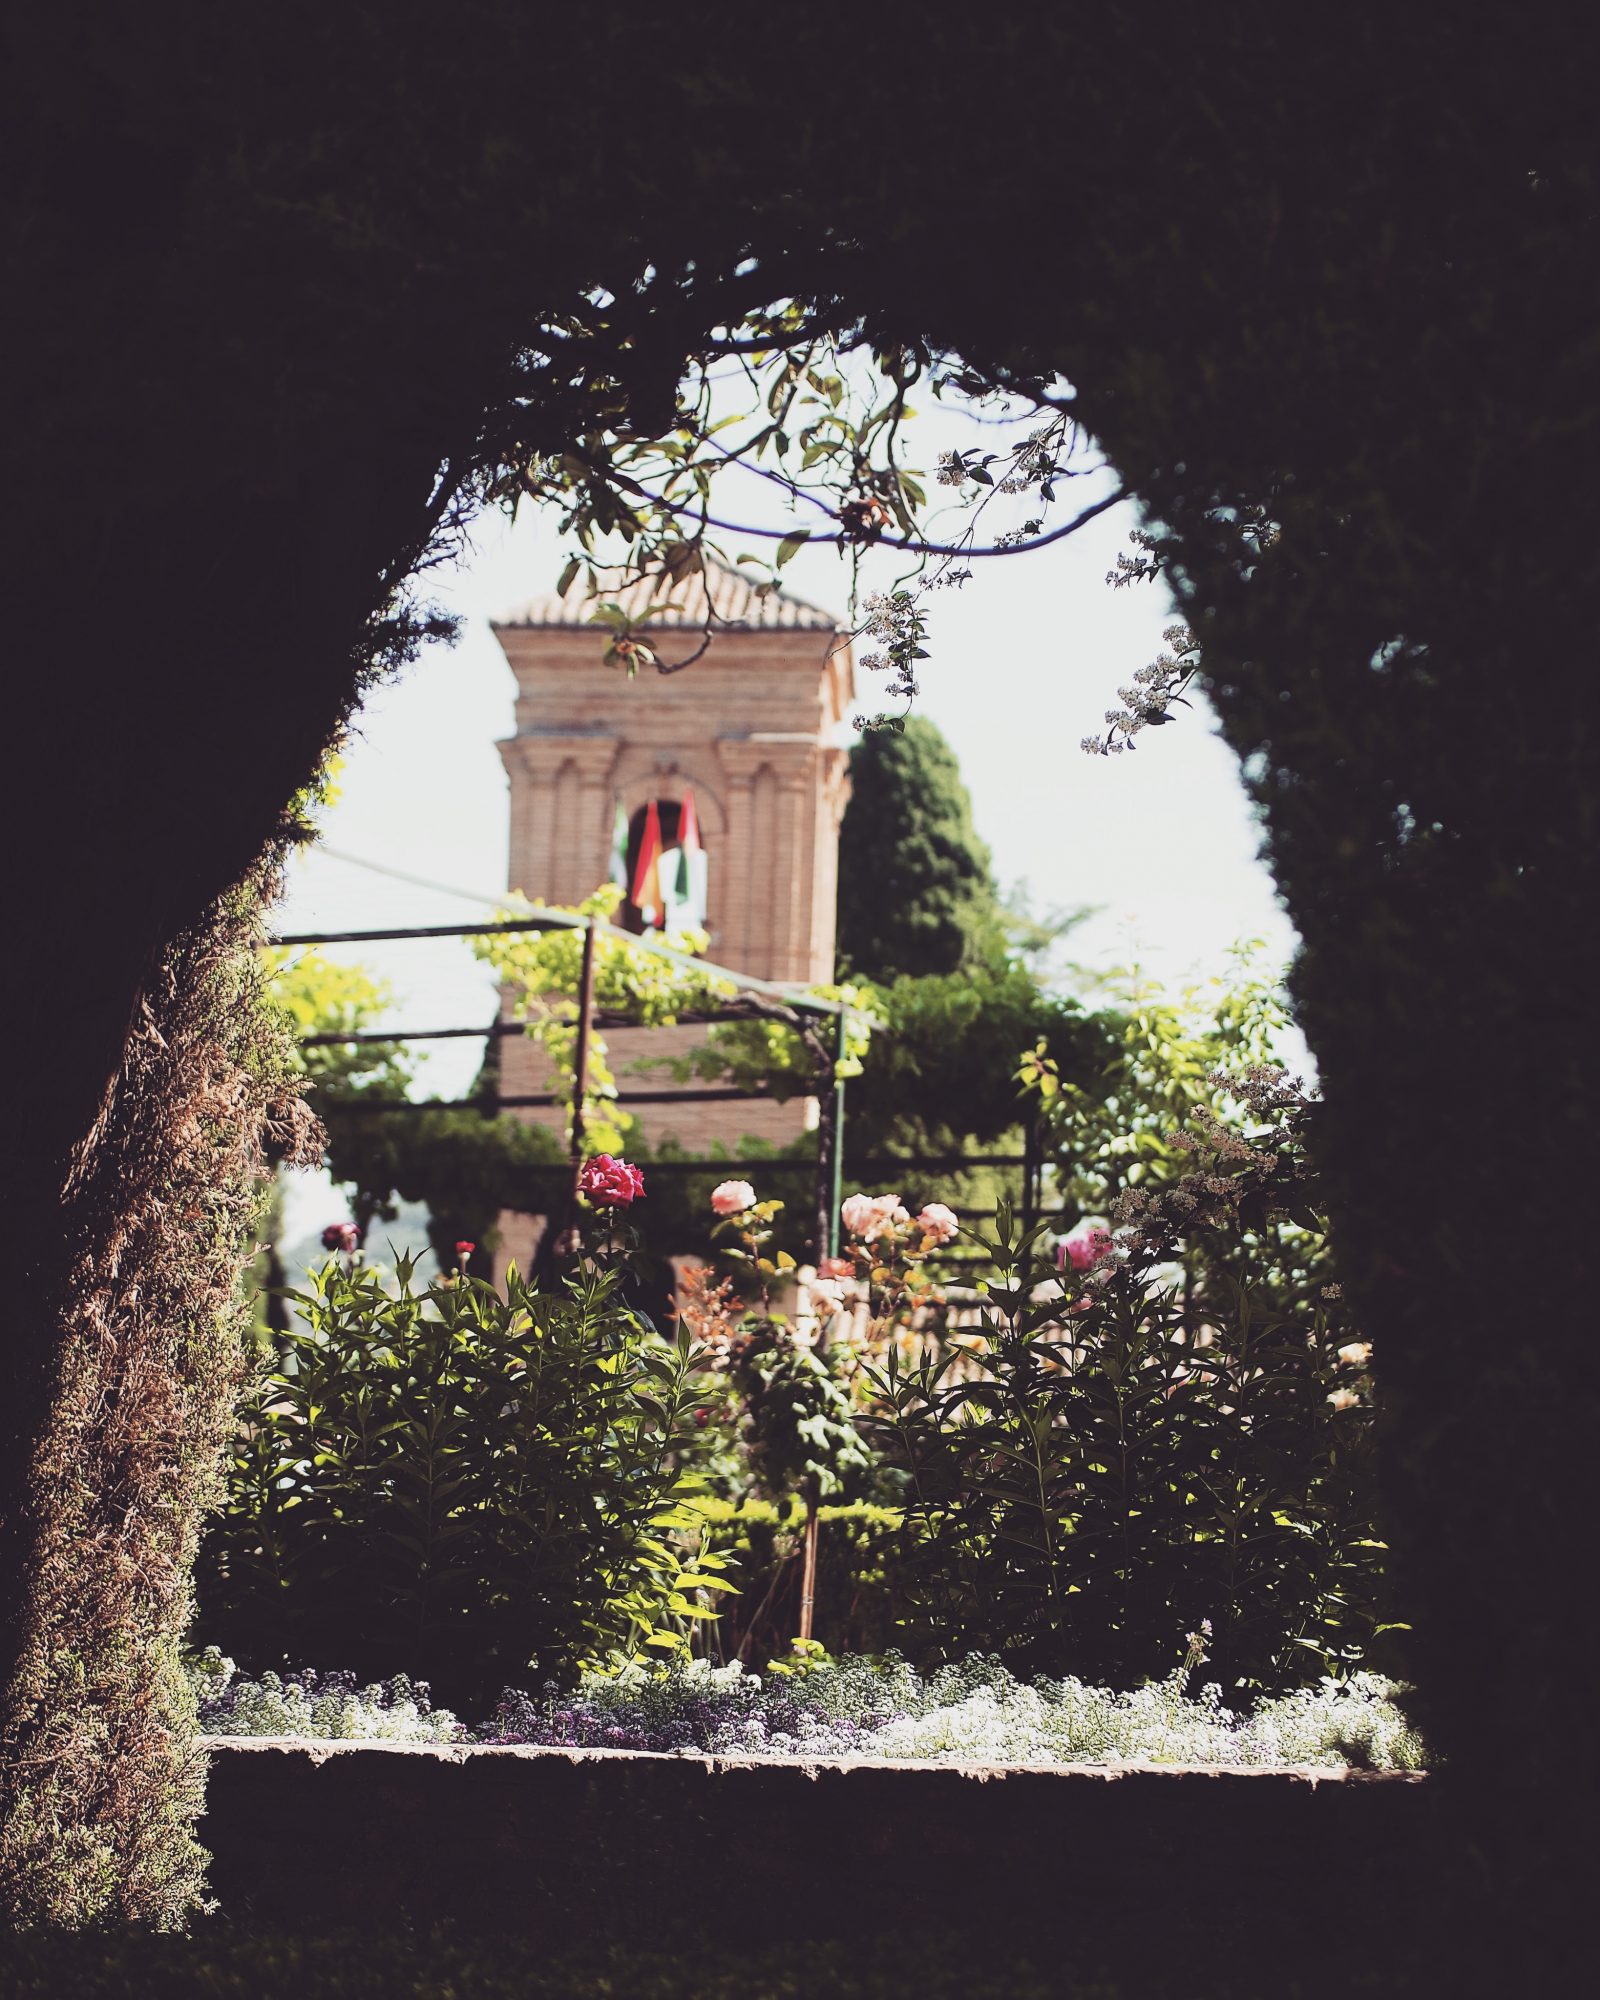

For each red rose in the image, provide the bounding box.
[454,1240,476,1258]
[578,1154,646,1206]
[321,1222,360,1254]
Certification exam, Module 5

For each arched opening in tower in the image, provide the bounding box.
[619,795,707,937]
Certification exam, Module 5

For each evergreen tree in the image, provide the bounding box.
[836,719,1005,981]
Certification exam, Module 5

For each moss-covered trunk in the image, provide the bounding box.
[0,863,318,1926]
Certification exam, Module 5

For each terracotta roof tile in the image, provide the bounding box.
[493,557,841,633]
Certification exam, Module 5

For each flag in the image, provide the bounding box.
[631,798,664,926]
[662,786,708,933]
[678,785,702,860]
[607,797,630,891]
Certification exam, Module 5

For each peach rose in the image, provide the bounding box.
[841,1192,908,1242]
[916,1203,960,1245]
[710,1180,757,1217]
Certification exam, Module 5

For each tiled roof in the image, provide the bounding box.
[492,557,841,633]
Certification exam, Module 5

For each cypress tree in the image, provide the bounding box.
[836,718,1005,981]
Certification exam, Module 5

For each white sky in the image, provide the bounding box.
[276,410,1300,1109]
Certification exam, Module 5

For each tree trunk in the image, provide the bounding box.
[0,860,319,1925]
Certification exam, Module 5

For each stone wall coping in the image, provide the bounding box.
[200,1736,1425,1785]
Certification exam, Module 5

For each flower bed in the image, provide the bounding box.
[191,1649,1425,1771]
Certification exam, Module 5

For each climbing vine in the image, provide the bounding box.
[472,886,874,1153]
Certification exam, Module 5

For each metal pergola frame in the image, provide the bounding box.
[270,911,870,1259]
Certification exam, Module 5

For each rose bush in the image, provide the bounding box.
[853,1073,1390,1696]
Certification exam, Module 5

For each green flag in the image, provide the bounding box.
[608,797,630,890]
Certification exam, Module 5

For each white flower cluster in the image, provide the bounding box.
[188,1649,465,1743]
[859,1671,1423,1771]
[1083,622,1201,756]
[500,1656,1425,1770]
[861,590,913,642]
[996,427,1059,496]
[1211,1064,1308,1120]
[194,1646,1424,1771]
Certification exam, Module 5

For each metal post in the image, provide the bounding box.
[813,1008,849,1268]
[828,1009,848,1261]
[568,916,599,1201]
[1021,1109,1040,1240]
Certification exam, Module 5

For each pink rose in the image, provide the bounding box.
[710,1180,757,1217]
[841,1192,907,1243]
[579,1155,646,1206]
[818,1256,855,1280]
[916,1203,960,1246]
[840,1194,880,1239]
[1060,1223,1114,1273]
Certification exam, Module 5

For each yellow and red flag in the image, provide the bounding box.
[631,798,664,926]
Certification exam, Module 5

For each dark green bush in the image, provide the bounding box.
[859,1079,1385,1697]
[197,1250,722,1707]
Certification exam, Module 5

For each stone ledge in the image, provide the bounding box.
[202,1734,1425,1783]
[200,1738,1438,1946]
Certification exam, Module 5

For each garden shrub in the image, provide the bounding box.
[197,1246,724,1707]
[853,1073,1387,1697]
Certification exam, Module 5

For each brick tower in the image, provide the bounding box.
[491,561,855,1154]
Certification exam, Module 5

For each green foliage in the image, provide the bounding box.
[693,1498,911,1665]
[667,981,879,1102]
[1019,955,1294,1216]
[13,9,1587,1945]
[197,1248,727,1707]
[1020,962,1341,1391]
[708,1204,872,1508]
[861,1096,1384,1697]
[321,1102,567,1254]
[851,965,1112,1158]
[837,717,1006,981]
[260,947,415,1114]
[471,884,736,1154]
